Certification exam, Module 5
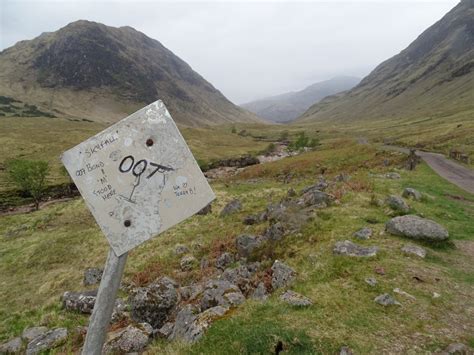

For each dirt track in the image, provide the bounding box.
[383,146,474,195]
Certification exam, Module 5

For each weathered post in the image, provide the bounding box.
[61,100,215,354]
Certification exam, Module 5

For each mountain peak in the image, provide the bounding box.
[0,21,260,126]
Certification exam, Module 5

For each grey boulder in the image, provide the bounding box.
[441,343,471,354]
[220,199,242,216]
[280,290,312,307]
[83,267,103,286]
[271,260,296,289]
[26,328,68,355]
[22,327,48,342]
[200,280,244,310]
[129,276,179,329]
[353,227,372,240]
[401,244,427,258]
[215,252,234,270]
[386,195,410,213]
[333,240,379,257]
[0,337,22,354]
[374,293,401,306]
[402,187,422,201]
[299,189,332,208]
[235,234,261,258]
[386,215,449,241]
[103,323,152,354]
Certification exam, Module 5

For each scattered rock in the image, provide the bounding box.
[386,195,410,213]
[243,214,259,225]
[200,280,244,310]
[221,265,254,294]
[174,244,189,255]
[26,328,68,355]
[170,305,229,343]
[402,188,422,201]
[103,324,151,354]
[374,293,401,306]
[353,227,373,240]
[385,172,401,179]
[83,267,103,286]
[129,276,179,329]
[280,290,312,306]
[287,187,297,197]
[401,244,427,258]
[271,260,296,289]
[365,277,377,287]
[220,199,242,216]
[236,234,261,258]
[62,290,97,314]
[299,189,332,208]
[180,255,197,271]
[340,346,354,355]
[393,288,416,300]
[442,343,470,354]
[433,292,441,299]
[301,178,328,193]
[251,282,268,301]
[333,240,379,257]
[264,201,312,233]
[22,327,48,342]
[386,215,449,241]
[264,222,285,241]
[0,337,22,354]
[154,322,174,339]
[374,266,385,275]
[179,284,204,301]
[215,252,235,270]
[197,203,212,215]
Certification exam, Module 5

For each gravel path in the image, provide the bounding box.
[382,145,474,195]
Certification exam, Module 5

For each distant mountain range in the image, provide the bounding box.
[0,20,261,126]
[298,0,474,124]
[241,76,360,122]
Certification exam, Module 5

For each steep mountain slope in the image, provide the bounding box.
[0,20,261,126]
[241,76,359,122]
[299,0,474,123]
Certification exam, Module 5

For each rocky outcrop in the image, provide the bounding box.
[129,277,179,328]
[271,260,296,289]
[103,323,152,354]
[386,215,449,241]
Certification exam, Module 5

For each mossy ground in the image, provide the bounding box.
[1,140,473,353]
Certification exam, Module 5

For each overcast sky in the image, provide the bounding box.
[0,0,459,103]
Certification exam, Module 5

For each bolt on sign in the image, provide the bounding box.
[61,100,215,256]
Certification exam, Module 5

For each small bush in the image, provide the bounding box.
[7,159,50,210]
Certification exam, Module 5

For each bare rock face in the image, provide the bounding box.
[386,215,449,241]
[26,328,68,355]
[280,290,312,307]
[103,323,152,354]
[129,277,179,329]
[271,260,296,289]
[333,240,379,257]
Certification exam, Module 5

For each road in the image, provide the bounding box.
[382,145,474,195]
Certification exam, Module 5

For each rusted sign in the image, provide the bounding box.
[61,100,215,256]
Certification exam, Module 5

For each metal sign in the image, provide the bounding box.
[61,100,215,256]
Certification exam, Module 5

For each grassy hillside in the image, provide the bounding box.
[299,0,474,129]
[1,141,473,352]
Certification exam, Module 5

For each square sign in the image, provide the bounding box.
[61,100,215,256]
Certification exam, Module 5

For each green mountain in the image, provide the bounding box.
[241,76,360,123]
[299,0,474,124]
[0,20,261,126]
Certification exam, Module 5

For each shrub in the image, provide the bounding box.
[7,159,50,210]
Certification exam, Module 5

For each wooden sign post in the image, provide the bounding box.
[61,100,215,354]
